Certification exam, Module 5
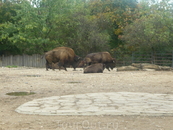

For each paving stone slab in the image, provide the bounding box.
[15,92,173,116]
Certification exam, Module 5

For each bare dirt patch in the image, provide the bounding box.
[0,67,173,130]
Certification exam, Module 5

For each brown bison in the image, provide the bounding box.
[45,47,81,71]
[77,60,85,68]
[83,52,116,71]
[84,63,105,73]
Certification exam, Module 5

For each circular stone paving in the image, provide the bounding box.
[15,92,173,116]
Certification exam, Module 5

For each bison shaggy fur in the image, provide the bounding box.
[45,47,81,71]
[83,52,116,71]
[84,63,105,73]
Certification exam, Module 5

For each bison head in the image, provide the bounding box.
[74,55,82,62]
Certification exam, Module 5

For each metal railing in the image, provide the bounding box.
[115,51,173,67]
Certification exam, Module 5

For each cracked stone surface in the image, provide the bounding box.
[15,92,173,116]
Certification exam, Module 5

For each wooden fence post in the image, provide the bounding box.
[172,51,173,67]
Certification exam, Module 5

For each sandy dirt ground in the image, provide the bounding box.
[0,67,173,130]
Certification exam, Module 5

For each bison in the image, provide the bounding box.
[84,63,105,73]
[83,52,116,71]
[77,60,85,68]
[45,47,81,71]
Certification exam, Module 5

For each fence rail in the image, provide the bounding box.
[0,52,173,68]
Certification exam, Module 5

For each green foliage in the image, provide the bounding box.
[0,1,21,55]
[121,0,173,53]
[3,0,110,55]
[0,0,172,57]
[0,1,20,24]
[9,0,59,54]
[87,0,138,51]
[56,9,111,56]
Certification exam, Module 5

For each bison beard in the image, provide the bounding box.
[45,47,81,71]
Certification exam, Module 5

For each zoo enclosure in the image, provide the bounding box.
[115,52,173,67]
[0,52,173,68]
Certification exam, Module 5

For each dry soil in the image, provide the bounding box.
[0,67,173,130]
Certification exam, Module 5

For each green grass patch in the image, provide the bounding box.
[6,65,18,68]
[6,91,35,96]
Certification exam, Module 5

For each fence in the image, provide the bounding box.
[0,54,45,68]
[115,52,173,67]
[0,52,173,68]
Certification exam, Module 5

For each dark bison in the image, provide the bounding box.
[84,63,105,73]
[83,52,116,71]
[45,47,81,71]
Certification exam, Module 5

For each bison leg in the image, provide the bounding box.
[52,63,55,71]
[46,64,48,71]
[58,62,67,71]
[63,66,67,71]
[46,60,55,71]
[62,65,67,71]
[46,61,50,71]
[106,66,111,71]
[72,63,77,71]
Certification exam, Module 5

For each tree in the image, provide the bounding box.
[54,3,111,56]
[1,0,111,55]
[0,0,21,55]
[87,0,138,52]
[121,0,173,53]
[8,0,58,54]
[2,0,82,54]
[0,0,141,56]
